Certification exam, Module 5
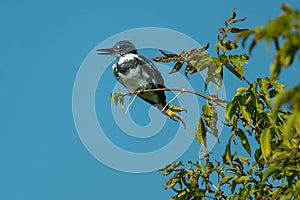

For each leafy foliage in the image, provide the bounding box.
[110,89,125,109]
[158,4,300,199]
[235,3,300,79]
[153,43,223,91]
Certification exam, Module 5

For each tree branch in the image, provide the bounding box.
[119,87,227,108]
[116,87,261,132]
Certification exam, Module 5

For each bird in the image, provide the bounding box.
[97,40,185,127]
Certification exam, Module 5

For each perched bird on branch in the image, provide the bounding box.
[97,40,185,127]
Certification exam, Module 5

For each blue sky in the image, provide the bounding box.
[1,0,299,199]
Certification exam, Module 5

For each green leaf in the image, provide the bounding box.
[229,17,247,25]
[219,28,228,37]
[231,180,237,194]
[258,78,271,108]
[254,148,262,162]
[249,83,259,110]
[152,49,179,63]
[195,118,207,147]
[225,139,234,167]
[238,156,249,165]
[165,176,180,189]
[272,85,300,115]
[281,3,292,13]
[159,163,173,172]
[228,8,236,22]
[269,151,289,164]
[283,110,300,148]
[169,61,184,74]
[227,28,249,33]
[184,62,192,78]
[225,100,237,123]
[222,40,238,50]
[240,54,249,60]
[251,26,265,53]
[158,49,178,57]
[202,103,214,117]
[236,96,251,122]
[270,59,281,79]
[119,96,125,109]
[262,166,281,182]
[296,179,300,192]
[201,103,218,139]
[235,176,251,184]
[236,87,247,96]
[110,92,120,106]
[228,54,248,77]
[203,162,214,170]
[215,42,227,53]
[152,56,176,63]
[236,128,252,156]
[110,90,127,109]
[260,128,271,162]
[220,176,234,186]
[270,79,285,92]
[234,29,253,48]
[110,93,115,104]
[238,187,248,199]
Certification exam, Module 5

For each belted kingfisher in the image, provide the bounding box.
[97,40,185,126]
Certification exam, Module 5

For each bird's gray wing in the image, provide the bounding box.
[136,55,165,87]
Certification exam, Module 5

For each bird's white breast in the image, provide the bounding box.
[118,53,136,64]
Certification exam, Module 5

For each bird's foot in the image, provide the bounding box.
[166,105,186,128]
[169,105,187,113]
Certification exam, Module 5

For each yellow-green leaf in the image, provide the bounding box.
[220,176,234,186]
[195,118,207,147]
[225,139,234,167]
[169,61,184,74]
[296,179,300,192]
[202,103,214,117]
[235,176,251,184]
[237,96,251,122]
[260,128,271,162]
[269,151,289,164]
[236,128,251,156]
[236,87,247,96]
[225,100,237,123]
[262,166,281,182]
[228,8,236,22]
[119,97,125,110]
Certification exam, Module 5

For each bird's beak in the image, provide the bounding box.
[96,48,115,55]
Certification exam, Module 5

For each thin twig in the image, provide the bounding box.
[125,93,138,114]
[242,76,251,86]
